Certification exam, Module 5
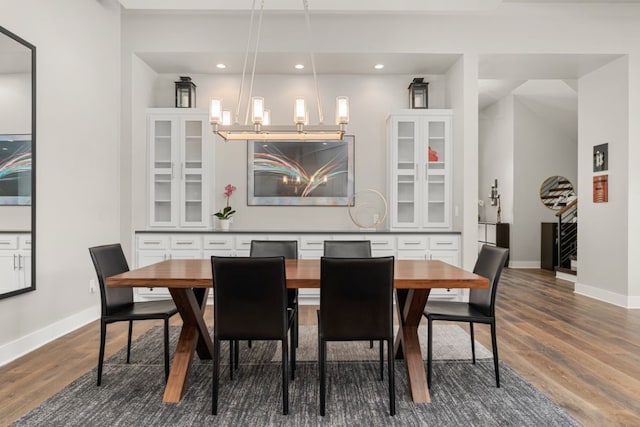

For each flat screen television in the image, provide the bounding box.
[0,134,32,205]
[247,135,354,206]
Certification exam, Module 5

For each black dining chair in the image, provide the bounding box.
[318,256,395,416]
[323,240,379,350]
[88,244,178,386]
[211,256,296,415]
[248,240,299,350]
[422,245,509,388]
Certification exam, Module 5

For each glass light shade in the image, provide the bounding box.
[294,97,306,124]
[336,96,349,124]
[210,98,222,124]
[252,97,264,124]
[263,110,271,126]
[221,110,232,126]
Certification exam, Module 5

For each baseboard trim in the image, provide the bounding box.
[627,296,640,309]
[0,304,100,367]
[574,282,629,308]
[556,271,577,283]
[508,261,540,269]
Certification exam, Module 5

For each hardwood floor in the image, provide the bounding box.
[1,268,639,426]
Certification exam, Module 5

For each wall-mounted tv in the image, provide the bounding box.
[0,134,32,205]
[248,135,354,206]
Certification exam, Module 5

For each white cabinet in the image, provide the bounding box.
[387,110,452,230]
[0,233,31,293]
[136,234,203,297]
[134,232,462,302]
[148,108,211,228]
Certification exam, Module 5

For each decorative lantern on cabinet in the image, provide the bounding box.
[175,76,196,108]
[408,77,429,109]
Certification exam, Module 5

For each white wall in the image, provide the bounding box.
[130,72,451,232]
[577,57,629,305]
[513,97,577,266]
[0,0,121,364]
[479,95,514,224]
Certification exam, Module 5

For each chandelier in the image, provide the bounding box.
[209,0,349,141]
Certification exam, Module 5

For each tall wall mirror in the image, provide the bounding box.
[0,26,35,299]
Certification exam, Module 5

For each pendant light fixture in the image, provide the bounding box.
[209,0,349,141]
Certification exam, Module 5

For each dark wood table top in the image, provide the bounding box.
[106,258,488,290]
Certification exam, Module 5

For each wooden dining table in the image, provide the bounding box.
[106,258,488,404]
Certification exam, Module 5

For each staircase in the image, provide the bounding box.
[555,198,577,275]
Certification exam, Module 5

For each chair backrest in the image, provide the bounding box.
[250,240,298,259]
[320,257,394,340]
[469,245,510,317]
[323,240,372,258]
[211,256,288,340]
[89,244,134,317]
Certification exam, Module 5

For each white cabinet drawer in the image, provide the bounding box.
[0,235,19,250]
[429,235,459,251]
[235,234,268,252]
[366,235,396,250]
[203,235,233,250]
[170,235,202,250]
[331,234,365,241]
[137,235,169,250]
[300,235,327,251]
[19,235,32,249]
[397,236,427,250]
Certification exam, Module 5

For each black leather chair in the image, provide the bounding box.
[422,245,509,388]
[318,256,395,416]
[211,256,296,415]
[323,240,371,258]
[323,240,378,350]
[249,240,299,350]
[88,244,178,386]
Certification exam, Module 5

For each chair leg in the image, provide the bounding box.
[379,339,384,381]
[387,338,396,416]
[234,340,240,370]
[319,338,326,416]
[229,340,234,380]
[163,318,170,382]
[97,321,107,386]
[427,318,433,388]
[491,321,500,388]
[469,322,476,364]
[370,340,373,349]
[282,338,289,415]
[212,336,220,415]
[126,320,133,364]
[295,307,299,348]
[248,340,252,348]
[290,327,296,381]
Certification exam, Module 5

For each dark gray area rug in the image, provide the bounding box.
[13,326,581,427]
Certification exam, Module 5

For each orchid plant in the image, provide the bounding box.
[214,184,237,220]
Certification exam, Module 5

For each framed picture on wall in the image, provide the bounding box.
[593,175,608,203]
[247,135,354,206]
[593,143,608,172]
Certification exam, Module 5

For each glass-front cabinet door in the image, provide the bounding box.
[180,118,206,227]
[149,117,178,226]
[390,119,420,228]
[388,110,452,230]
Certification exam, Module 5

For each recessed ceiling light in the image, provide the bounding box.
[374,64,385,70]
[295,64,305,70]
[216,63,226,69]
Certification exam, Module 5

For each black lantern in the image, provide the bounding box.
[408,77,429,109]
[175,76,196,108]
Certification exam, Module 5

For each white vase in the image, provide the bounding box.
[218,218,231,231]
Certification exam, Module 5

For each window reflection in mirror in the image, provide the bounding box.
[0,26,35,299]
[539,176,576,210]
